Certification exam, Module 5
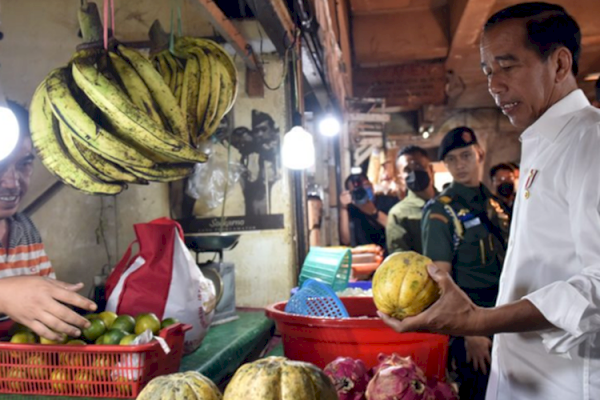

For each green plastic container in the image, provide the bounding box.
[298,247,351,291]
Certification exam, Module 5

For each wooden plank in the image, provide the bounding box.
[446,0,498,71]
[336,0,353,97]
[354,62,446,110]
[194,0,259,70]
[350,0,412,15]
[352,8,449,66]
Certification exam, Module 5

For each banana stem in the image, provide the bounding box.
[78,1,104,44]
[148,20,170,53]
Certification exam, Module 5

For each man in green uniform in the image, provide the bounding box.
[421,126,510,400]
[386,145,437,254]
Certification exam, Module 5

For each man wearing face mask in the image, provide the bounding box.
[490,163,517,217]
[420,127,510,400]
[386,146,437,254]
[339,173,394,252]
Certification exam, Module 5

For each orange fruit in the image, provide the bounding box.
[93,356,114,380]
[82,319,106,342]
[60,340,86,366]
[74,370,94,394]
[97,311,118,329]
[26,354,50,379]
[111,315,135,333]
[134,313,161,335]
[50,369,70,393]
[102,328,128,345]
[40,333,67,345]
[119,334,138,345]
[161,317,179,330]
[6,367,26,392]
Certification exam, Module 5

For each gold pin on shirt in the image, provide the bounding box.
[524,169,538,200]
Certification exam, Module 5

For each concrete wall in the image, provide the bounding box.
[1,0,296,307]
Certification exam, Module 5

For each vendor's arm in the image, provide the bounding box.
[0,276,97,341]
[339,191,352,246]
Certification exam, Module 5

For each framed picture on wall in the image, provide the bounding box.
[172,108,285,233]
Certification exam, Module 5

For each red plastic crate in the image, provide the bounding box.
[266,297,448,380]
[0,323,191,398]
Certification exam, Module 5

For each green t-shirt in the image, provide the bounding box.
[386,190,427,254]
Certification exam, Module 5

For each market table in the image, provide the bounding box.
[0,310,275,400]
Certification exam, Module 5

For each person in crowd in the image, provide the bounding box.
[420,127,510,400]
[380,4,600,399]
[386,145,437,254]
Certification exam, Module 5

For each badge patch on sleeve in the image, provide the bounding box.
[429,213,449,224]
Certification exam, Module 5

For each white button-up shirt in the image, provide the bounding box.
[486,90,600,400]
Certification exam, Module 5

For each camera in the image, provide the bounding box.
[349,174,370,205]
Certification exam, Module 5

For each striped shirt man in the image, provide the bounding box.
[0,213,54,278]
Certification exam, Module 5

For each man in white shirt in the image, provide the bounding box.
[379,3,600,399]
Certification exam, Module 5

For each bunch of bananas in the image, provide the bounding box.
[30,45,208,195]
[152,37,238,147]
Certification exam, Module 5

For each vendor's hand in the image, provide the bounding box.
[0,276,97,341]
[340,191,352,209]
[465,336,492,374]
[377,264,483,336]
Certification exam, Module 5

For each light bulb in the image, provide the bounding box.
[0,106,19,161]
[282,126,315,170]
[318,115,341,137]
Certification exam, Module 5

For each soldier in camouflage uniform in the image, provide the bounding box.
[421,127,510,400]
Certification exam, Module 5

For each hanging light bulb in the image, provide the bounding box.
[282,126,315,170]
[0,106,19,161]
[318,114,341,137]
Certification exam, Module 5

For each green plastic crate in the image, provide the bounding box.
[298,247,351,291]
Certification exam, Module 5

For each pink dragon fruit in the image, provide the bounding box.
[365,364,435,400]
[426,377,459,400]
[371,353,426,380]
[323,357,372,400]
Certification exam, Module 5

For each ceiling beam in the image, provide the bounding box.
[446,0,496,72]
[246,0,296,56]
[352,8,449,66]
[194,0,259,70]
[336,0,353,97]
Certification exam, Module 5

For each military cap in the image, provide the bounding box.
[438,126,478,161]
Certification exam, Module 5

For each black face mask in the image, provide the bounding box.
[406,170,431,193]
[497,182,515,198]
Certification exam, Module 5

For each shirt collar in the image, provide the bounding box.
[521,89,590,143]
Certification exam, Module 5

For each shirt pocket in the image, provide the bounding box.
[457,222,489,266]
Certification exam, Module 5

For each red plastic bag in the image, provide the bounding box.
[105,218,215,354]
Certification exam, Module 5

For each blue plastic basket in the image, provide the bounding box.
[284,279,350,318]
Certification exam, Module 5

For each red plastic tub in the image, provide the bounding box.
[265,297,448,380]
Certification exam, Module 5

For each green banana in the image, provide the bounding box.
[156,52,173,91]
[203,62,233,140]
[57,119,144,184]
[177,37,238,112]
[117,45,189,144]
[203,51,221,132]
[29,80,124,195]
[108,51,164,126]
[71,57,207,163]
[180,54,200,144]
[124,163,194,182]
[44,67,155,169]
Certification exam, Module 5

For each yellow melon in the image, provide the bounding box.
[372,251,440,320]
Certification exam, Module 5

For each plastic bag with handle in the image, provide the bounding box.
[105,218,215,354]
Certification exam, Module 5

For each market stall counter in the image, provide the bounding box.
[0,310,275,400]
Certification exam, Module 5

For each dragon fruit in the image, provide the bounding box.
[323,357,371,400]
[371,353,425,379]
[426,377,459,400]
[365,364,434,400]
